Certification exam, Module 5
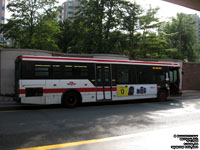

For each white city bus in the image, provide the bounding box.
[14,55,181,107]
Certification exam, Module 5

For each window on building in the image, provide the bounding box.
[1,37,4,41]
[76,1,80,6]
[68,7,74,11]
[68,1,73,6]
[68,13,73,17]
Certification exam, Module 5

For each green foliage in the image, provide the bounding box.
[161,13,197,61]
[0,20,23,48]
[139,6,160,33]
[31,17,61,51]
[2,0,58,49]
[130,32,168,59]
[1,0,199,62]
[57,20,74,53]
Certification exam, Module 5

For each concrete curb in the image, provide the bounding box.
[182,90,200,96]
[0,96,17,105]
[0,96,13,101]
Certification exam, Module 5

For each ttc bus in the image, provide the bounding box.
[14,55,181,107]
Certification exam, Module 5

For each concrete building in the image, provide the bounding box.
[182,62,200,90]
[0,0,5,45]
[58,0,81,21]
[0,0,5,24]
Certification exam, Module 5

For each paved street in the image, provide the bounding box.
[0,94,200,150]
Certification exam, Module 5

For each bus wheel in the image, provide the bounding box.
[158,90,167,101]
[63,92,79,108]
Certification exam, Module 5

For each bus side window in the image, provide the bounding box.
[153,70,165,84]
[130,67,136,84]
[169,71,174,82]
[52,64,62,78]
[64,65,73,78]
[112,65,117,86]
[174,70,178,83]
[136,70,151,84]
[74,64,89,79]
[169,69,179,83]
[88,64,95,82]
[117,67,129,84]
[35,64,50,78]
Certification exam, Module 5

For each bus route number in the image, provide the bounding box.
[117,86,128,96]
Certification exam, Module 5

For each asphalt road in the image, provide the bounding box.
[0,95,200,150]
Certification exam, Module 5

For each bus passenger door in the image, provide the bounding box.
[96,64,112,101]
[169,67,180,96]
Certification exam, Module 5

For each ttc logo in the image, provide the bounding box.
[67,82,76,86]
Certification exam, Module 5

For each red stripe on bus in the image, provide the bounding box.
[21,56,179,66]
[19,87,117,94]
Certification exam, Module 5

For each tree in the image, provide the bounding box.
[128,6,162,59]
[31,15,61,51]
[0,19,23,48]
[138,7,161,50]
[2,0,58,48]
[118,1,142,56]
[75,0,135,54]
[58,20,74,53]
[161,13,197,61]
[120,1,142,41]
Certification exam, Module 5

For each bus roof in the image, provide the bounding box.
[19,55,180,67]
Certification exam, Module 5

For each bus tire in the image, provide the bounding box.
[157,89,168,101]
[62,91,80,108]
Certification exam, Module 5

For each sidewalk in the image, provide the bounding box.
[0,96,17,105]
[182,90,200,96]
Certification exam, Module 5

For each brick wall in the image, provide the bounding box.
[182,62,200,90]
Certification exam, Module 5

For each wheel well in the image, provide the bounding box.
[158,88,168,97]
[61,89,82,104]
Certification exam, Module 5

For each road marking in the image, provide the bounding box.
[15,123,200,150]
[16,134,138,150]
[16,130,161,150]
